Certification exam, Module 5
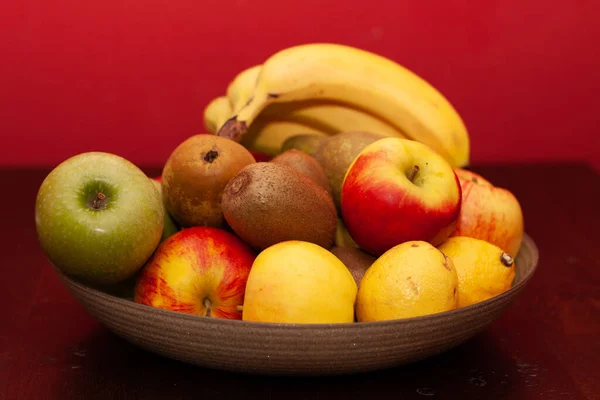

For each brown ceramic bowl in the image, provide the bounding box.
[54,233,538,376]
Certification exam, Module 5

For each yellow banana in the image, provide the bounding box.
[205,95,404,152]
[204,96,232,134]
[203,95,328,154]
[262,100,405,139]
[218,43,470,167]
[240,117,327,156]
[204,66,262,133]
[226,64,262,113]
[208,56,409,154]
[223,65,405,138]
[204,95,404,154]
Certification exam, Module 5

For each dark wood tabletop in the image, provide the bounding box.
[2,163,598,400]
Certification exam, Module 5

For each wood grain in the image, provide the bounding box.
[1,163,598,399]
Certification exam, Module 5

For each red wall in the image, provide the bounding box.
[1,0,599,170]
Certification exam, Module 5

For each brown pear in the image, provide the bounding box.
[162,134,255,228]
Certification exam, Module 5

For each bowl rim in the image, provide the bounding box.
[56,233,539,331]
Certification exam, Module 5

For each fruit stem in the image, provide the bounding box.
[236,305,244,312]
[217,118,247,142]
[203,298,212,317]
[203,150,219,163]
[500,252,514,267]
[408,165,420,182]
[89,192,109,210]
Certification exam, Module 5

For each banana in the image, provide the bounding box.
[208,53,414,153]
[204,96,232,134]
[204,94,405,152]
[204,95,405,153]
[240,117,327,156]
[262,100,405,139]
[203,94,328,154]
[226,64,262,113]
[223,64,406,138]
[204,66,262,133]
[217,43,470,167]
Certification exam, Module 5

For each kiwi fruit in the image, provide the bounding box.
[221,162,337,251]
[314,131,385,211]
[271,149,332,195]
[280,134,326,157]
[162,134,256,228]
[330,247,377,287]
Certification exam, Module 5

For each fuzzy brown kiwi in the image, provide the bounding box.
[314,131,385,212]
[330,247,377,287]
[271,149,332,196]
[221,162,337,251]
[161,134,256,228]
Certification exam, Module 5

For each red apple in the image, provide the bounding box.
[450,168,524,256]
[134,226,256,319]
[341,138,461,256]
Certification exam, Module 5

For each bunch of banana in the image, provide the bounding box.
[205,43,469,166]
[204,95,327,156]
[204,64,407,156]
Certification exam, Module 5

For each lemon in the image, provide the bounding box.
[438,236,515,307]
[356,241,459,322]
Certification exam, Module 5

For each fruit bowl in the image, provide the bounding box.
[53,234,537,376]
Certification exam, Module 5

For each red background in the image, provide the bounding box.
[1,0,599,170]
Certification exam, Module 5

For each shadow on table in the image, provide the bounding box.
[57,326,526,400]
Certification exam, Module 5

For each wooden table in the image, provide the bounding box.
[2,163,598,399]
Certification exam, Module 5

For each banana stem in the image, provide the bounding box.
[218,90,273,141]
[218,118,248,142]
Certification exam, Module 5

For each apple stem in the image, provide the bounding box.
[408,165,420,183]
[203,298,212,317]
[203,150,219,163]
[89,192,108,210]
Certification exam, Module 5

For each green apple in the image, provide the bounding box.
[151,178,180,241]
[35,152,165,285]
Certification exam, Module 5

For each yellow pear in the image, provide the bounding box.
[356,241,458,322]
[438,236,515,307]
[242,241,357,324]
